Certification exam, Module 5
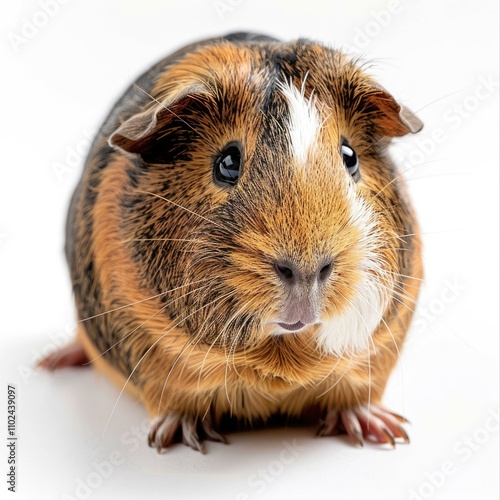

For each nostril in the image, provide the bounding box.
[318,261,333,282]
[275,262,294,282]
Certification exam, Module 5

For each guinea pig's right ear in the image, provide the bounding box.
[109,83,207,155]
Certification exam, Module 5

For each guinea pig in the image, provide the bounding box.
[40,32,423,453]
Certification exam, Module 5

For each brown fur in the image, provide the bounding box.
[65,34,423,446]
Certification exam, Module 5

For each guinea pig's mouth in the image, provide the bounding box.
[266,319,320,335]
[277,321,306,332]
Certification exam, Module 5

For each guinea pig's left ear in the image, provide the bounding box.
[365,86,423,137]
[109,83,207,154]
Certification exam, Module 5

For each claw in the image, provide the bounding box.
[318,404,409,448]
[181,416,205,453]
[148,413,226,453]
[149,414,181,452]
[370,406,410,443]
[378,408,410,424]
[201,418,228,444]
[36,339,89,371]
[340,409,364,447]
[316,409,339,437]
[382,428,396,448]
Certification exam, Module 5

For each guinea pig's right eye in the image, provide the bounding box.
[214,145,242,186]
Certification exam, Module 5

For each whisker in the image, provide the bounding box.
[337,290,378,355]
[387,226,492,240]
[373,163,421,199]
[350,286,407,416]
[316,355,354,398]
[86,282,212,364]
[77,278,210,323]
[315,353,345,387]
[123,238,199,243]
[224,300,260,406]
[196,297,252,392]
[139,190,224,230]
[367,340,372,424]
[155,289,238,419]
[391,271,425,283]
[103,289,235,437]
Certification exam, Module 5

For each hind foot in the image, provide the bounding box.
[36,339,90,370]
[317,404,409,448]
[148,413,228,454]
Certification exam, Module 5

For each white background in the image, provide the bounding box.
[0,0,498,499]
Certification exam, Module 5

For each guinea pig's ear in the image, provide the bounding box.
[365,85,423,137]
[109,84,207,154]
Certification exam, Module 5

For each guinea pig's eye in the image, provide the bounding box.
[214,144,242,186]
[341,143,360,181]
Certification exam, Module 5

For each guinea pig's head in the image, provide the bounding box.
[109,40,422,357]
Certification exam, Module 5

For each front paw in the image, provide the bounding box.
[148,413,227,454]
[317,404,409,448]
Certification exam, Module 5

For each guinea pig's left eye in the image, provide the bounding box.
[214,144,242,186]
[341,143,360,181]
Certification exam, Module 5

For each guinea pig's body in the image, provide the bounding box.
[43,33,423,451]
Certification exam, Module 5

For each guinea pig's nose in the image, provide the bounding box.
[274,261,297,283]
[274,260,333,285]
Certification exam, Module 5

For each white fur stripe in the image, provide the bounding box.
[278,78,320,165]
[317,277,384,355]
[317,189,389,355]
